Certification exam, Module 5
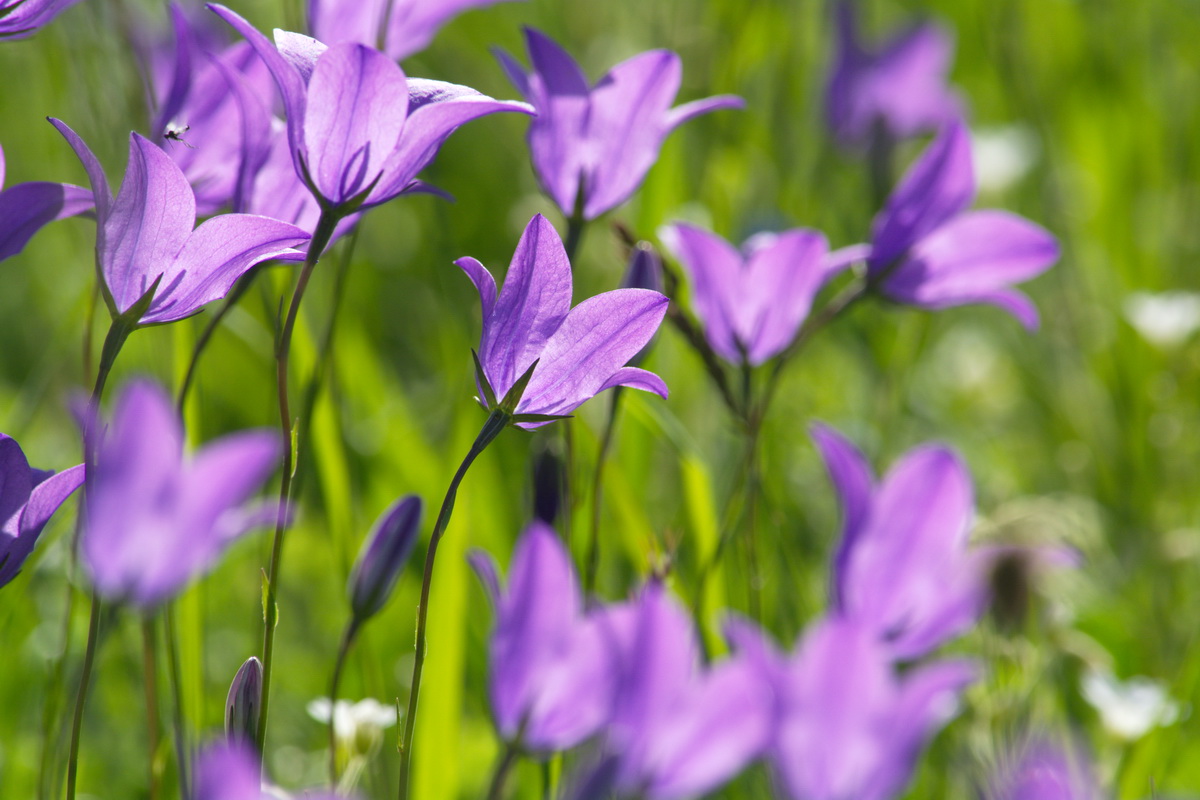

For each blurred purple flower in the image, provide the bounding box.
[210,4,531,211]
[868,120,1059,328]
[456,214,668,427]
[660,223,830,366]
[469,522,617,753]
[825,1,960,147]
[0,141,93,262]
[0,0,82,39]
[50,120,311,325]
[195,740,346,800]
[811,423,987,659]
[987,736,1101,800]
[82,380,280,607]
[496,28,743,220]
[309,0,521,61]
[750,616,976,800]
[0,434,84,590]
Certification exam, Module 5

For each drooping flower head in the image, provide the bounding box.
[867,120,1059,329]
[0,434,84,590]
[457,214,669,428]
[309,0,521,61]
[82,380,280,607]
[50,120,311,325]
[209,4,531,213]
[496,28,743,220]
[660,223,830,366]
[0,141,94,262]
[825,1,960,147]
[0,0,83,39]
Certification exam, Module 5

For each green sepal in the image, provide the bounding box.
[471,349,498,409]
[499,358,540,414]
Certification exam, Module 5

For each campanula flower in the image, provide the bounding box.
[0,434,84,590]
[496,28,743,220]
[456,214,668,428]
[82,380,280,607]
[348,494,422,623]
[660,224,830,366]
[825,1,959,147]
[811,423,986,658]
[210,5,531,211]
[986,736,1100,800]
[868,120,1059,329]
[0,0,82,39]
[309,0,521,61]
[469,522,617,752]
[50,120,310,325]
[0,142,93,262]
[224,657,262,744]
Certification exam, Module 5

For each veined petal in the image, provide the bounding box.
[273,29,329,83]
[740,228,828,364]
[454,256,497,321]
[204,48,276,213]
[104,134,197,316]
[0,435,33,538]
[809,423,875,611]
[153,3,198,138]
[517,288,668,419]
[304,42,408,205]
[143,213,309,324]
[659,222,743,363]
[0,182,93,262]
[594,366,668,397]
[0,464,85,588]
[869,119,974,271]
[48,118,112,220]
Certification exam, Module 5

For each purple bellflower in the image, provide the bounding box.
[0,434,85,590]
[82,380,280,607]
[209,4,531,212]
[0,0,82,39]
[224,656,262,744]
[348,494,422,623]
[309,0,521,61]
[50,120,310,325]
[868,120,1059,329]
[496,28,743,220]
[825,1,960,147]
[0,142,94,262]
[470,522,617,753]
[456,214,669,427]
[659,223,830,366]
[986,736,1101,800]
[811,423,987,659]
[195,740,347,800]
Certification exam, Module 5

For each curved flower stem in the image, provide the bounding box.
[175,268,263,415]
[141,618,162,800]
[257,211,340,754]
[64,589,102,800]
[328,618,359,786]
[397,409,509,800]
[163,606,190,800]
[486,739,522,800]
[584,387,623,596]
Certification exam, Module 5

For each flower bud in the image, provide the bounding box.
[224,656,262,744]
[349,495,423,622]
[621,244,663,367]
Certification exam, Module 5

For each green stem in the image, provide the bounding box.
[563,214,586,263]
[257,211,340,754]
[175,270,261,415]
[328,619,359,786]
[397,409,509,800]
[64,590,102,800]
[163,606,190,800]
[486,739,521,800]
[141,618,162,800]
[584,387,623,596]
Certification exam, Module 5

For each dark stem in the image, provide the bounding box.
[486,739,521,800]
[257,211,340,754]
[163,606,190,800]
[141,618,162,800]
[64,590,102,800]
[328,619,359,786]
[397,409,509,800]
[563,214,586,263]
[81,279,99,385]
[584,387,623,596]
[867,120,895,211]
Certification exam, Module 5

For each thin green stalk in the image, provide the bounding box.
[64,590,102,800]
[163,606,190,800]
[486,739,521,800]
[563,214,586,263]
[257,210,340,754]
[141,618,162,800]
[328,619,360,786]
[584,387,623,596]
[176,270,261,415]
[397,409,509,800]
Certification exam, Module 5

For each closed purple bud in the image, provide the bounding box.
[349,495,423,622]
[224,656,262,744]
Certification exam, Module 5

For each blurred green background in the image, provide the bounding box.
[2,0,1199,797]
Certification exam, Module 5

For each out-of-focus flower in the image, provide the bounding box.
[0,0,82,40]
[195,740,347,800]
[224,657,262,744]
[210,5,531,212]
[972,124,1038,194]
[348,495,422,623]
[825,1,959,147]
[0,435,84,590]
[1081,667,1179,740]
[309,0,521,61]
[496,27,743,220]
[811,423,986,658]
[50,121,310,325]
[868,120,1059,329]
[457,214,668,427]
[659,223,829,366]
[0,142,94,262]
[986,736,1101,800]
[469,522,617,753]
[1123,291,1200,347]
[82,380,280,606]
[307,697,396,754]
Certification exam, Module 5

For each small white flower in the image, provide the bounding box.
[307,697,397,744]
[971,124,1038,193]
[1081,667,1179,740]
[1123,291,1200,347]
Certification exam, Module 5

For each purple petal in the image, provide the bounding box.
[202,47,276,213]
[468,548,502,608]
[142,213,310,324]
[273,29,329,82]
[0,181,94,261]
[151,3,196,138]
[454,256,497,321]
[517,288,669,420]
[181,430,280,542]
[869,119,974,271]
[809,423,875,611]
[308,0,388,50]
[523,614,618,752]
[658,223,743,363]
[48,118,112,220]
[0,463,85,588]
[494,47,531,99]
[194,741,262,800]
[304,42,408,205]
[872,21,959,140]
[664,93,745,132]
[381,0,523,60]
[594,366,668,398]
[738,229,828,364]
[824,242,872,278]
